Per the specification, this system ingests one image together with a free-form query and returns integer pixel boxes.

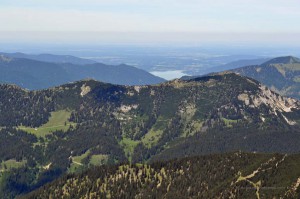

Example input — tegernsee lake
[150,70,188,80]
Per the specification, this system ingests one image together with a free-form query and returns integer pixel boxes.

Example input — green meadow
[18,110,76,137]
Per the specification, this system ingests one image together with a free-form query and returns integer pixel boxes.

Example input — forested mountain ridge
[23,152,300,199]
[0,52,97,65]
[0,54,165,89]
[1,73,300,197]
[231,56,300,99]
[191,57,271,75]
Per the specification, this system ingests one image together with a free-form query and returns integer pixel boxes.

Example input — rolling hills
[0,54,165,90]
[0,72,300,197]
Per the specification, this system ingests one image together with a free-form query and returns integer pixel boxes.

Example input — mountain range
[0,71,300,197]
[0,52,97,65]
[198,57,271,74]
[0,53,165,90]
[231,56,300,99]
[0,54,300,198]
[182,56,300,100]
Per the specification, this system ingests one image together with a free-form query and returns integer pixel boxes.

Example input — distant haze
[0,0,300,45]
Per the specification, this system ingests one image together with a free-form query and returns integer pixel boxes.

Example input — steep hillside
[0,73,300,197]
[231,56,300,99]
[23,153,300,199]
[0,55,165,89]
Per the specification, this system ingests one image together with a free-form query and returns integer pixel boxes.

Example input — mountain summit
[262,56,300,65]
[231,56,300,99]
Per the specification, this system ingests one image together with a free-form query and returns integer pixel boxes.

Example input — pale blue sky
[0,0,299,44]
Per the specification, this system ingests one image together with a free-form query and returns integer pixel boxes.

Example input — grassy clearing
[141,117,168,148]
[72,150,90,165]
[18,110,76,137]
[68,150,90,173]
[69,151,109,172]
[142,128,164,149]
[68,163,84,174]
[89,154,109,166]
[119,116,169,161]
[119,137,140,162]
[222,117,238,128]
[181,120,203,138]
[0,159,27,172]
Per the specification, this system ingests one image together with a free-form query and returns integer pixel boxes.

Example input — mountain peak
[231,55,300,99]
[262,56,300,65]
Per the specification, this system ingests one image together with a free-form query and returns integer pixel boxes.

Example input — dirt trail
[235,154,287,199]
[72,161,83,166]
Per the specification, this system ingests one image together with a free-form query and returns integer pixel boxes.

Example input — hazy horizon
[1,0,300,79]
[1,0,300,45]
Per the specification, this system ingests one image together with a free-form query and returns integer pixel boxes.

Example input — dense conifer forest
[23,153,300,199]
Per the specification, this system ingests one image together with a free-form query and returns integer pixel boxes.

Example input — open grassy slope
[18,110,76,137]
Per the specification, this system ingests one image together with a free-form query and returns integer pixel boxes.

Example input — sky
[0,0,300,45]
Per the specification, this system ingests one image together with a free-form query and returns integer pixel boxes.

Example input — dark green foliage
[0,85,54,127]
[151,127,300,162]
[22,153,300,199]
[0,128,38,162]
